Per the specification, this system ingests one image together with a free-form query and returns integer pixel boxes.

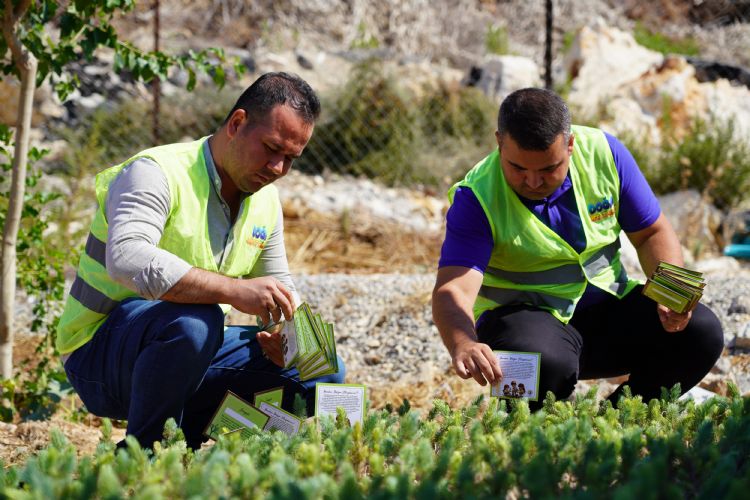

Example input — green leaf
[59,12,84,39]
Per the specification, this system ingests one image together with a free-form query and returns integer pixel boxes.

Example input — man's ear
[226,109,247,139]
[495,130,503,149]
[567,133,575,155]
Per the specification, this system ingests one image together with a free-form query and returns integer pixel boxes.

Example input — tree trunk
[1,1,38,378]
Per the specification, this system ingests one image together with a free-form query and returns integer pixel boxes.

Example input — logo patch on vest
[588,197,616,223]
[247,225,268,249]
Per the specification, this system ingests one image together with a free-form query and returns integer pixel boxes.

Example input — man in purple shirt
[432,88,723,408]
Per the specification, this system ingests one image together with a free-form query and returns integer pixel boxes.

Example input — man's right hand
[451,339,503,386]
[230,276,295,325]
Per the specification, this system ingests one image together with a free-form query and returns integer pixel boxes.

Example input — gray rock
[728,296,750,315]
[733,322,750,350]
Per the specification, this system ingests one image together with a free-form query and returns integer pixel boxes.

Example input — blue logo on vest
[588,196,616,222]
[247,225,268,249]
[251,225,268,240]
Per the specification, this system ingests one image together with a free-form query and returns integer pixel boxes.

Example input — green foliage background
[2,389,749,498]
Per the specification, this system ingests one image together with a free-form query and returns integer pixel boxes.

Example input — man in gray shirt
[57,72,345,449]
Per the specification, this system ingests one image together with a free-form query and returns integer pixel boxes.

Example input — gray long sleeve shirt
[104,139,298,302]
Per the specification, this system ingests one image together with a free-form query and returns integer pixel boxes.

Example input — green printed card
[259,402,303,435]
[204,391,270,441]
[254,387,284,408]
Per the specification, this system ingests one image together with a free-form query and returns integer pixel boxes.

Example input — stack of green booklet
[279,303,339,381]
[642,261,705,313]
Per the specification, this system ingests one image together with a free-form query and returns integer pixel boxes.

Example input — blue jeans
[63,298,346,449]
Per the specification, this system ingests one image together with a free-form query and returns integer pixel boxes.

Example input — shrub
[298,59,496,186]
[1,388,749,498]
[485,24,509,55]
[0,129,72,422]
[622,116,750,211]
[50,85,240,174]
[633,22,700,56]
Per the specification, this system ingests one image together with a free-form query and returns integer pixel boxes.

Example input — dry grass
[282,202,443,275]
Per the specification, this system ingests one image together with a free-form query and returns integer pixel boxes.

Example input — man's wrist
[215,274,237,305]
[449,334,479,357]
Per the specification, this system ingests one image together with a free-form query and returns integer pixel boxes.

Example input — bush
[50,85,240,175]
[622,116,750,211]
[0,129,72,422]
[298,60,496,186]
[633,22,700,56]
[2,389,749,498]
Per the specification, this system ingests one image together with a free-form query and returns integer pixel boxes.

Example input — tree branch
[13,0,31,20]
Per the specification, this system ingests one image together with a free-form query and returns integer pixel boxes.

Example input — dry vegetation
[282,202,442,275]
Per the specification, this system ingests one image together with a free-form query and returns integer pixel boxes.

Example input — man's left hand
[657,304,692,333]
[257,328,284,367]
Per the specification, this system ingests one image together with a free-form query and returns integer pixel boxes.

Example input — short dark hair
[497,88,571,151]
[223,72,321,126]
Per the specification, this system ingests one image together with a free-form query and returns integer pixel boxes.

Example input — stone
[681,385,720,403]
[711,356,732,375]
[364,354,382,365]
[564,23,663,118]
[600,97,660,146]
[728,296,750,315]
[658,190,724,258]
[0,79,61,126]
[702,78,750,143]
[466,54,541,104]
[734,322,750,350]
[695,257,741,275]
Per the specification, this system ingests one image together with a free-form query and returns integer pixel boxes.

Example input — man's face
[223,104,313,193]
[496,131,574,200]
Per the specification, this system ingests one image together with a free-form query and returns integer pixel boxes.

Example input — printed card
[254,387,284,408]
[259,402,303,435]
[490,351,542,402]
[204,391,270,441]
[315,383,366,427]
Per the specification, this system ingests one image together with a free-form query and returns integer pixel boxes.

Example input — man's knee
[324,356,346,384]
[159,303,224,363]
[686,304,725,364]
[538,352,579,401]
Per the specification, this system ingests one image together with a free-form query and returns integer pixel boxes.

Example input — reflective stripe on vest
[69,275,119,314]
[85,233,107,266]
[478,286,577,317]
[484,240,622,286]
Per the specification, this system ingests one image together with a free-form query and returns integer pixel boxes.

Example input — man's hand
[231,276,295,325]
[657,304,692,332]
[452,339,503,386]
[256,328,285,367]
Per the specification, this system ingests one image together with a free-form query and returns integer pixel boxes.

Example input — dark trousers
[477,285,724,410]
[64,298,346,449]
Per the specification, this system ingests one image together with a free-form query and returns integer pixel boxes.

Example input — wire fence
[51,59,499,191]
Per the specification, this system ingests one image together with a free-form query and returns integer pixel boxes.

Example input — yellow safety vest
[56,138,279,353]
[449,125,639,323]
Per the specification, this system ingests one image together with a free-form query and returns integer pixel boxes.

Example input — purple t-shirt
[439,132,660,309]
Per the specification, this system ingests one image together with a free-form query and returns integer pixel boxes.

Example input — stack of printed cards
[642,261,705,314]
[279,303,339,381]
[204,387,303,441]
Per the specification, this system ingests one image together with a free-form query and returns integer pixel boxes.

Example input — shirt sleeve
[247,203,301,306]
[438,187,494,273]
[606,132,662,232]
[105,158,192,299]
